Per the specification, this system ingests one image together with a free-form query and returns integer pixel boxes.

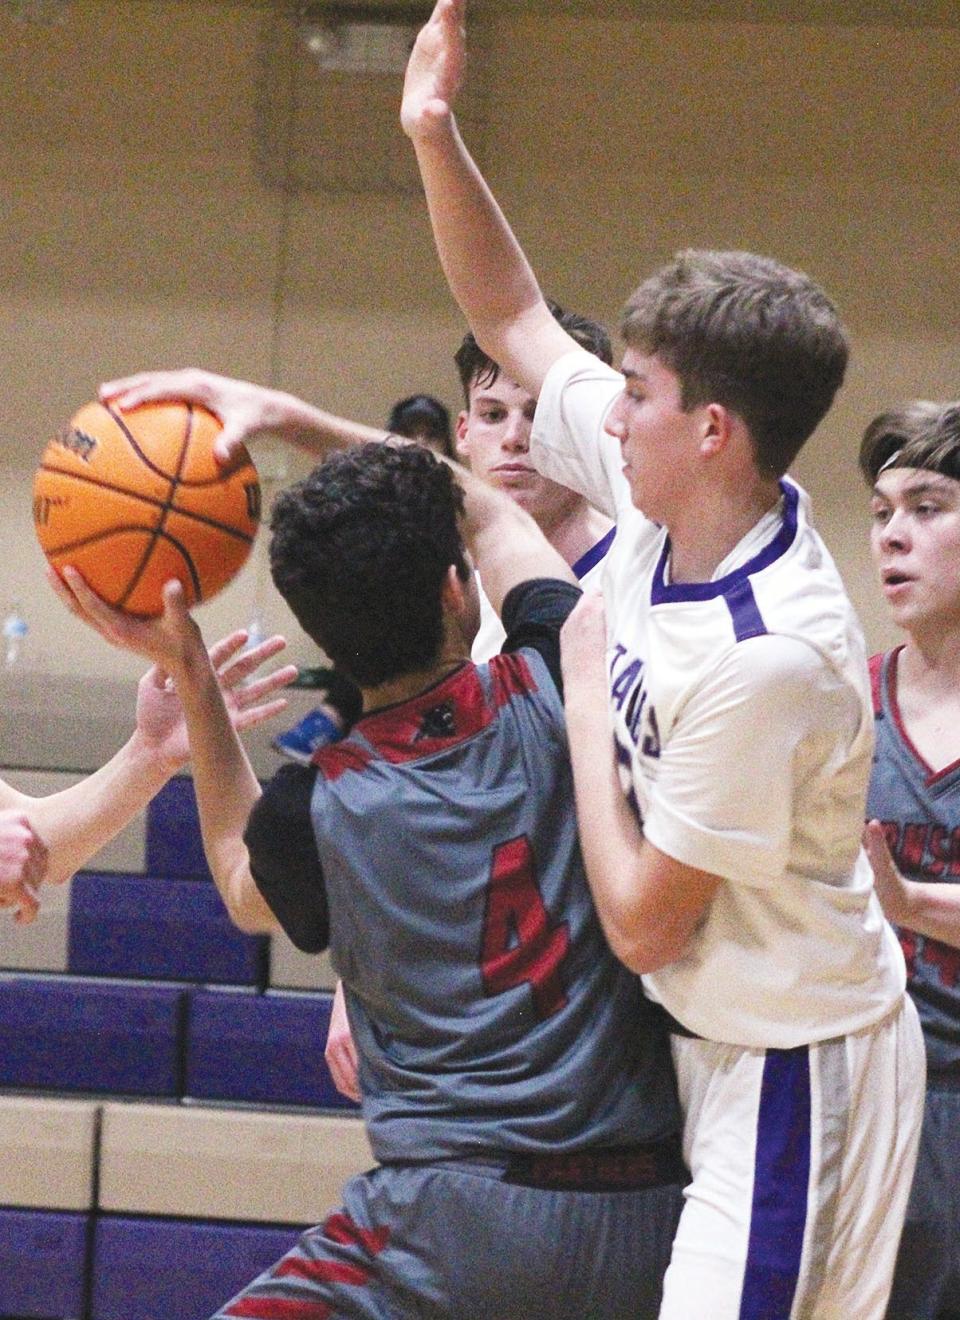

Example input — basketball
[33,400,261,617]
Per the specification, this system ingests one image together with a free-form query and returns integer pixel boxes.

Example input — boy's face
[456,373,583,529]
[603,349,702,520]
[870,465,960,635]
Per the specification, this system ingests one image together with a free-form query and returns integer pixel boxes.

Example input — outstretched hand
[401,0,466,142]
[48,567,297,772]
[325,979,361,1103]
[99,368,278,464]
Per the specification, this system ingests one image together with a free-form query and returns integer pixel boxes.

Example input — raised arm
[48,568,296,933]
[401,0,579,396]
[99,368,387,465]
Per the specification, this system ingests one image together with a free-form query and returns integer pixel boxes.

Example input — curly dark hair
[454,298,613,402]
[621,250,849,477]
[269,443,469,688]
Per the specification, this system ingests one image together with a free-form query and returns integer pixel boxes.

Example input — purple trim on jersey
[650,480,799,606]
[572,526,616,581]
[723,577,768,642]
[740,1046,811,1320]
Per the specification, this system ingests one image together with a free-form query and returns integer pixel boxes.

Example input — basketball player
[858,402,960,1320]
[56,440,685,1319]
[0,626,295,922]
[399,2,924,1315]
[99,310,617,1099]
[385,392,454,458]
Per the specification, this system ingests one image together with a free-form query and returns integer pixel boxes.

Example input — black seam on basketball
[116,525,203,609]
[119,406,194,607]
[38,464,254,543]
[104,402,189,483]
[44,525,165,556]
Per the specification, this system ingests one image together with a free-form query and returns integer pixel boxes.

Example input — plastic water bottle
[245,610,265,653]
[2,603,28,669]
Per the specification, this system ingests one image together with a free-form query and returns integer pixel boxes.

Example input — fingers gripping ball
[33,400,261,617]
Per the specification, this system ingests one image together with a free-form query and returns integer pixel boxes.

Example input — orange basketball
[33,400,261,617]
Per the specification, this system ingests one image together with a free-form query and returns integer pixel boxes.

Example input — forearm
[409,117,565,395]
[172,648,279,934]
[565,698,661,971]
[13,738,172,887]
[892,881,960,950]
[255,389,387,459]
[564,694,716,974]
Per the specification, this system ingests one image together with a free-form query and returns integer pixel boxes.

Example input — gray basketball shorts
[886,1077,960,1320]
[210,1142,685,1319]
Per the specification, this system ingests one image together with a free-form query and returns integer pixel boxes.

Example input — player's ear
[440,563,468,615]
[699,403,733,459]
[454,410,471,460]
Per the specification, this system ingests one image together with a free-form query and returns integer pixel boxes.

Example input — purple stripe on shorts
[740,1045,811,1320]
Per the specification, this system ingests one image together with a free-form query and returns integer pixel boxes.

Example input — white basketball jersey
[531,351,904,1048]
[473,526,614,663]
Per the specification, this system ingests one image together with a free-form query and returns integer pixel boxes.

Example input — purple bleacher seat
[0,1208,88,1317]
[185,988,358,1109]
[91,1215,302,1320]
[145,776,210,880]
[0,976,185,1096]
[69,872,268,986]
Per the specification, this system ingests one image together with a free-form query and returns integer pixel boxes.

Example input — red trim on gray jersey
[868,650,884,717]
[877,646,960,785]
[312,656,538,780]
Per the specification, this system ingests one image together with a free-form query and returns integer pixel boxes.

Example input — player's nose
[879,508,910,548]
[604,395,627,442]
[503,413,530,451]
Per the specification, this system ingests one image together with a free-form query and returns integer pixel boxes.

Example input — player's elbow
[603,913,693,976]
[219,870,278,936]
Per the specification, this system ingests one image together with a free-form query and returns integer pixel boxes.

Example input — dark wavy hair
[621,250,849,477]
[858,400,960,485]
[454,298,613,402]
[269,443,468,688]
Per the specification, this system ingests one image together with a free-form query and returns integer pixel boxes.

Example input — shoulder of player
[249,761,318,830]
[704,632,855,702]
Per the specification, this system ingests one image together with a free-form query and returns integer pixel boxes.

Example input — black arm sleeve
[500,578,583,695]
[243,763,330,954]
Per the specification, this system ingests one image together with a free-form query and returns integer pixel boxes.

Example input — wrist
[122,727,180,784]
[406,103,456,148]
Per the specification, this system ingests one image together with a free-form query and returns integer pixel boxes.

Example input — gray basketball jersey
[868,648,960,1073]
[314,649,677,1162]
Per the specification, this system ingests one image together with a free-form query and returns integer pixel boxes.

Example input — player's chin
[494,481,541,513]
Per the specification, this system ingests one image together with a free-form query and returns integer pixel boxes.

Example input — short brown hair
[621,250,849,477]
[858,401,960,485]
